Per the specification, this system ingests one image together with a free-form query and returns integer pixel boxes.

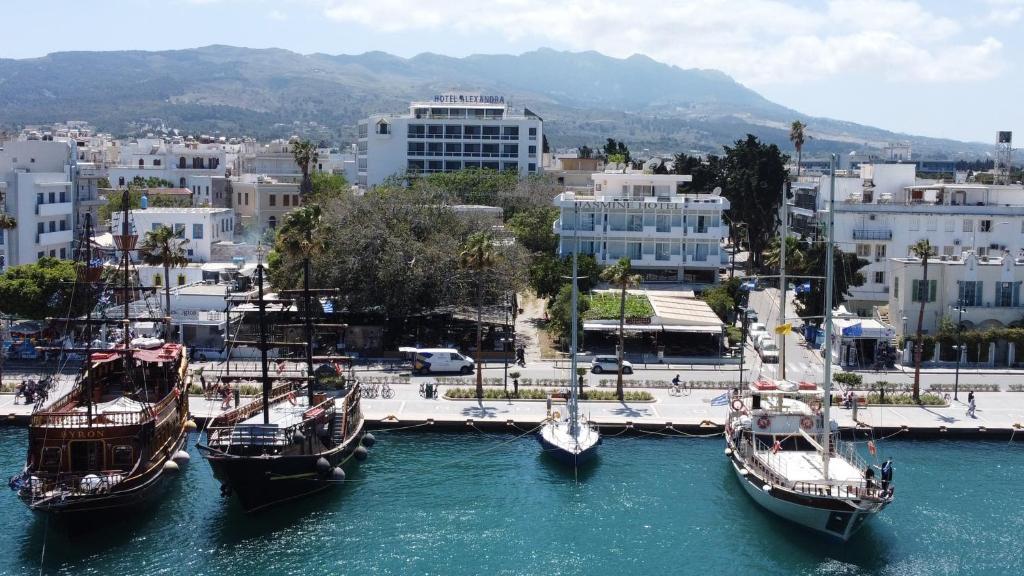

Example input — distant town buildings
[357,96,543,187]
[111,206,235,263]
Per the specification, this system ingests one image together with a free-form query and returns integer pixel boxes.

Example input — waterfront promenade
[5,376,1023,438]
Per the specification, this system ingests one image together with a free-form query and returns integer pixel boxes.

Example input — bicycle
[362,382,380,399]
[381,382,395,399]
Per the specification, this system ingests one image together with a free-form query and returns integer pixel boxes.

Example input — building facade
[553,173,728,283]
[0,138,78,268]
[357,96,543,187]
[231,175,301,234]
[108,138,227,197]
[111,207,235,263]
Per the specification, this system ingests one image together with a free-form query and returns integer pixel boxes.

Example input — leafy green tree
[790,121,806,177]
[98,187,191,222]
[97,177,111,189]
[139,225,189,314]
[721,135,789,272]
[910,239,935,402]
[764,236,807,273]
[292,139,318,197]
[673,154,725,193]
[528,253,600,299]
[506,207,558,254]
[793,244,867,321]
[547,283,589,341]
[602,138,630,164]
[132,176,176,188]
[460,232,498,399]
[0,212,16,231]
[309,172,349,202]
[599,257,642,400]
[579,145,593,159]
[0,258,84,319]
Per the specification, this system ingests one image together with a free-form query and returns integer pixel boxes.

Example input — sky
[2,0,1022,143]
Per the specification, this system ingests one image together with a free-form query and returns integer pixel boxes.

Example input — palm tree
[0,213,16,231]
[139,225,189,316]
[790,121,806,177]
[910,239,934,402]
[292,140,319,197]
[764,236,806,273]
[277,204,323,260]
[460,232,497,399]
[600,257,642,401]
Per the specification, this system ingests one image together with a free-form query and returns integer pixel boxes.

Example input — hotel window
[445,143,462,156]
[193,224,203,239]
[428,142,444,155]
[375,120,390,135]
[283,195,290,207]
[874,271,885,284]
[153,274,163,287]
[482,161,499,170]
[957,281,983,306]
[943,245,955,257]
[178,273,187,286]
[627,242,642,260]
[482,144,499,157]
[60,248,66,259]
[528,127,537,139]
[267,216,277,229]
[408,124,425,138]
[293,195,299,205]
[445,125,462,139]
[502,126,519,139]
[911,279,936,303]
[269,194,276,207]
[945,220,955,232]
[875,244,886,260]
[656,214,670,232]
[528,145,537,157]
[428,160,443,171]
[408,142,425,156]
[908,218,919,231]
[963,219,974,232]
[980,220,992,232]
[427,125,443,139]
[502,162,518,171]
[655,243,670,261]
[407,160,425,173]
[174,223,185,236]
[503,144,518,156]
[528,163,536,172]
[49,221,56,232]
[37,251,44,260]
[445,161,462,171]
[244,193,249,205]
[855,244,871,258]
[926,218,937,231]
[464,143,481,156]
[995,281,1021,307]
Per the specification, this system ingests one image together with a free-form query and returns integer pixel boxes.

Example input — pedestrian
[967,396,977,418]
[515,345,525,367]
[967,390,975,405]
[671,374,681,396]
[880,458,893,491]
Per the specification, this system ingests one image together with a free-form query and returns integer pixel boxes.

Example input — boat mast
[303,256,315,405]
[82,213,95,426]
[821,154,837,479]
[778,182,788,380]
[569,202,580,436]
[257,249,271,424]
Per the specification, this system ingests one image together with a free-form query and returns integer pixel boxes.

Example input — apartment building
[111,206,235,263]
[553,173,728,283]
[108,138,228,196]
[231,175,301,234]
[357,95,543,187]
[0,138,78,268]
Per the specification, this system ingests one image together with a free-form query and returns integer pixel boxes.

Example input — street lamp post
[951,300,967,401]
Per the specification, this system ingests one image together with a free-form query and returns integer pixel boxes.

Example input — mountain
[0,45,991,158]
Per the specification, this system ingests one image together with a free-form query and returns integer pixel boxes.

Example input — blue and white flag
[710,392,730,406]
[320,298,334,314]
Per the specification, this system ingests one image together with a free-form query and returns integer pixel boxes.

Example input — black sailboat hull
[200,421,366,513]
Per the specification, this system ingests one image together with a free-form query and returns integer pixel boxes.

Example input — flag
[320,298,334,314]
[774,323,792,335]
[710,392,729,406]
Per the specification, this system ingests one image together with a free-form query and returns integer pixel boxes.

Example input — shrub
[833,372,862,387]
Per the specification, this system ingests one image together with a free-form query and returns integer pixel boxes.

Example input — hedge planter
[443,387,654,402]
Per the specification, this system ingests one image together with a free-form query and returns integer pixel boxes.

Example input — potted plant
[509,371,521,396]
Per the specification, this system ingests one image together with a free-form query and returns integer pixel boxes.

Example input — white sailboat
[538,202,601,466]
[723,155,894,540]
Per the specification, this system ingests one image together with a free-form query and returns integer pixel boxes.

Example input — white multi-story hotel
[792,163,1024,317]
[357,95,543,187]
[111,206,235,263]
[0,138,78,268]
[108,138,228,197]
[553,173,729,283]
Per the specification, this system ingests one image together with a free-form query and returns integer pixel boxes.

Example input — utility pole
[779,182,788,380]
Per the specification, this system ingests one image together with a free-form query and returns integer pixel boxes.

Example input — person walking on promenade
[967,394,977,418]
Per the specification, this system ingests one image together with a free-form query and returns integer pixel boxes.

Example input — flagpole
[779,182,788,380]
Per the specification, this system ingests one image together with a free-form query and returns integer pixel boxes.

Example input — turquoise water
[1,426,1022,576]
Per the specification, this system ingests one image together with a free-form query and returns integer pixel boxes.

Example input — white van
[407,348,475,375]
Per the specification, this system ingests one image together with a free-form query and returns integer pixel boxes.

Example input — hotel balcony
[852,228,892,240]
[36,202,73,217]
[37,230,74,246]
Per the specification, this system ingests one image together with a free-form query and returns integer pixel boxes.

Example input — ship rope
[37,512,49,576]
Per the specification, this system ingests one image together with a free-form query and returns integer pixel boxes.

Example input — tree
[673,153,725,193]
[308,172,348,202]
[722,135,789,272]
[789,121,806,177]
[910,239,935,402]
[460,232,498,399]
[599,257,642,401]
[292,139,318,197]
[547,283,589,340]
[98,186,191,222]
[793,244,867,321]
[764,236,807,273]
[0,212,16,231]
[579,145,593,159]
[0,258,85,319]
[602,138,631,164]
[542,134,550,154]
[506,207,558,254]
[139,225,189,315]
[528,253,600,300]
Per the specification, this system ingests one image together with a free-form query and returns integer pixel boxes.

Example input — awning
[583,323,722,334]
[660,325,724,334]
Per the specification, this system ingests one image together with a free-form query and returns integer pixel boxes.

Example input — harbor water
[1,426,1022,575]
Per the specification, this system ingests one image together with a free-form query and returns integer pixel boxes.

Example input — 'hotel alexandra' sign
[432,94,505,104]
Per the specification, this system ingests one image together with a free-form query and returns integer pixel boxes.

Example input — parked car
[192,347,228,362]
[411,348,475,375]
[748,323,768,343]
[759,343,780,363]
[754,333,774,351]
[743,308,759,324]
[591,356,633,374]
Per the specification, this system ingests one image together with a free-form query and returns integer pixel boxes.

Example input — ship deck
[754,450,863,483]
[239,396,311,429]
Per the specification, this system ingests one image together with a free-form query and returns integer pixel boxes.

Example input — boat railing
[31,409,149,427]
[213,380,304,425]
[26,470,127,498]
[752,443,885,501]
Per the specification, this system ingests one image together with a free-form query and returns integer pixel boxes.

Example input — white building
[111,207,235,263]
[108,138,227,197]
[553,173,729,283]
[0,138,78,267]
[887,251,1024,367]
[358,95,543,187]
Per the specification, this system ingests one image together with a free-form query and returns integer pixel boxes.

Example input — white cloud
[319,0,1006,85]
[267,9,288,21]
